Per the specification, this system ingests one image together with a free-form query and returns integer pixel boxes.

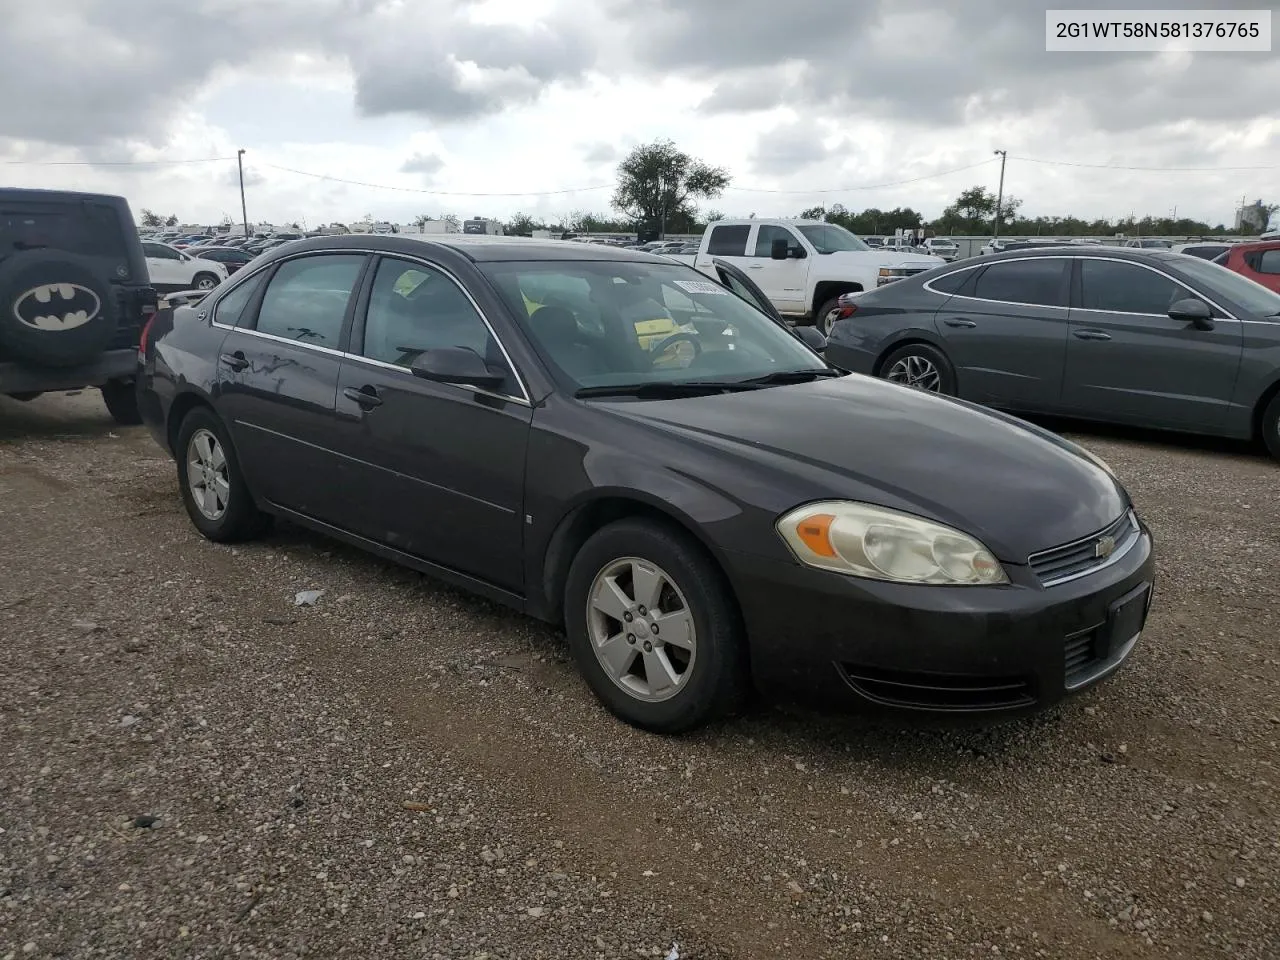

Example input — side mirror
[410,347,505,389]
[793,325,827,353]
[770,237,789,260]
[1168,298,1214,330]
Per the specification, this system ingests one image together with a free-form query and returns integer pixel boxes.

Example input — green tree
[442,214,460,228]
[506,212,544,236]
[413,213,434,229]
[612,139,730,238]
[164,214,179,227]
[139,209,163,228]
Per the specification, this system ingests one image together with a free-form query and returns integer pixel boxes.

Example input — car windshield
[479,259,829,391]
[796,223,871,253]
[1176,256,1280,316]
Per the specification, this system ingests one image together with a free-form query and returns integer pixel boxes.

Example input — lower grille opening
[1064,631,1098,684]
[839,663,1035,711]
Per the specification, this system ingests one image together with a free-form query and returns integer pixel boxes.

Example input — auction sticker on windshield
[1046,9,1271,51]
[673,280,728,295]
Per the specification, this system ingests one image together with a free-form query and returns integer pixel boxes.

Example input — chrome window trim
[920,263,983,297]
[208,250,533,407]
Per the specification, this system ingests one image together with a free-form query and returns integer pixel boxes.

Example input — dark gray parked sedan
[825,248,1280,460]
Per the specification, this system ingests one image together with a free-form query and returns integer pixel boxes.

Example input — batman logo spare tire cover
[0,250,118,368]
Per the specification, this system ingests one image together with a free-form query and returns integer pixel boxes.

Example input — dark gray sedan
[825,248,1280,460]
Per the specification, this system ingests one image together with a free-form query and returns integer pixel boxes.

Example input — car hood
[595,375,1128,562]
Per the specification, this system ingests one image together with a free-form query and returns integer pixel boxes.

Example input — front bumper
[724,520,1155,716]
[1,349,138,395]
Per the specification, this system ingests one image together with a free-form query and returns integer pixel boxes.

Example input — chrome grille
[1029,511,1139,587]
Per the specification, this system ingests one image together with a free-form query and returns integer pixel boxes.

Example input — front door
[332,256,533,592]
[1062,257,1243,431]
[745,224,808,315]
[934,256,1072,410]
[212,252,370,523]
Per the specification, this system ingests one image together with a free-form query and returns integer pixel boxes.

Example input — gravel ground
[1,391,1277,960]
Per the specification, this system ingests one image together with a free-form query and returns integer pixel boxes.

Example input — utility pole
[992,149,1007,241]
[237,149,249,238]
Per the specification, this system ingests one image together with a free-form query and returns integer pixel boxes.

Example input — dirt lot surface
[1,391,1277,960]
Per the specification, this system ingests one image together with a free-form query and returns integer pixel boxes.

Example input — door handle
[748,263,764,269]
[942,318,977,328]
[219,351,248,371]
[343,386,383,408]
[1072,329,1112,341]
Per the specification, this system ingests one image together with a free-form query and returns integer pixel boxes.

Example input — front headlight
[776,501,1008,586]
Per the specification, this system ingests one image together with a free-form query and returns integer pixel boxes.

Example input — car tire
[175,407,270,542]
[1262,393,1280,461]
[563,518,749,734]
[814,295,851,336]
[192,273,220,291]
[878,342,957,395]
[100,378,143,425]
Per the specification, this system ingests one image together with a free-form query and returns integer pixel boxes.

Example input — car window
[717,268,774,316]
[478,260,827,390]
[705,224,749,256]
[796,223,870,253]
[212,272,266,327]
[1174,255,1280,316]
[1078,259,1190,315]
[928,266,979,295]
[143,242,182,260]
[0,202,131,280]
[361,258,506,379]
[1259,250,1280,274]
[753,224,799,257]
[253,254,364,347]
[971,258,1066,306]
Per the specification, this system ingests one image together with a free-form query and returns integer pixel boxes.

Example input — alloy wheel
[586,557,697,703]
[186,428,230,520]
[886,355,941,392]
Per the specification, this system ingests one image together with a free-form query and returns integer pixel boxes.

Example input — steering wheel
[649,331,702,368]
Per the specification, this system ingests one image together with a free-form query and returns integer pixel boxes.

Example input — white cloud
[0,0,1274,228]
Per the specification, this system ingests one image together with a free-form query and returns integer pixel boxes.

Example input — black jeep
[0,188,158,423]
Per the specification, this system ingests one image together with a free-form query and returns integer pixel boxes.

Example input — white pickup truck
[666,218,943,332]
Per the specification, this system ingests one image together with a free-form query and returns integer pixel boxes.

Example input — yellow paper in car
[633,317,676,349]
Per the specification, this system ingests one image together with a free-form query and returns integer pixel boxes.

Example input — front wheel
[564,519,749,734]
[814,295,851,336]
[100,378,142,425]
[878,343,957,396]
[1261,393,1280,461]
[175,407,270,542]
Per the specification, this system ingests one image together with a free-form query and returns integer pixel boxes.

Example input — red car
[1214,239,1280,293]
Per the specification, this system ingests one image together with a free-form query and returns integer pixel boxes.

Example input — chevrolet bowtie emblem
[1094,534,1116,560]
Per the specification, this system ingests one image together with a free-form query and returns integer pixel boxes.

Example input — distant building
[462,217,504,236]
[1235,198,1270,231]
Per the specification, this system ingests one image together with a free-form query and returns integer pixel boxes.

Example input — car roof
[1228,238,1280,252]
[0,186,131,205]
[258,234,670,264]
[971,246,1185,265]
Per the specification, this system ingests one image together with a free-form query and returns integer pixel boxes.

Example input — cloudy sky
[2,0,1277,229]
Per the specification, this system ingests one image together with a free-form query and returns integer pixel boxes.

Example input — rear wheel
[175,407,270,542]
[564,519,749,734]
[1262,393,1280,461]
[878,343,957,396]
[100,378,142,425]
[192,272,220,291]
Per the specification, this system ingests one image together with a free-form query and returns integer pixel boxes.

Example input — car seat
[528,305,607,380]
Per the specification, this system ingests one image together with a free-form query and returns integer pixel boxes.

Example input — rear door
[1242,246,1280,293]
[694,223,751,277]
[213,252,370,522]
[933,256,1072,410]
[331,255,533,591]
[1062,257,1243,431]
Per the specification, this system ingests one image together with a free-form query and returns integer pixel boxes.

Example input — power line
[1011,155,1279,172]
[0,156,237,166]
[724,158,1000,194]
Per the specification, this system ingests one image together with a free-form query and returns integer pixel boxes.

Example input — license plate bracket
[1100,582,1150,657]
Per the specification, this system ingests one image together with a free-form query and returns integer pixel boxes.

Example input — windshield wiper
[574,380,764,399]
[732,368,846,387]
